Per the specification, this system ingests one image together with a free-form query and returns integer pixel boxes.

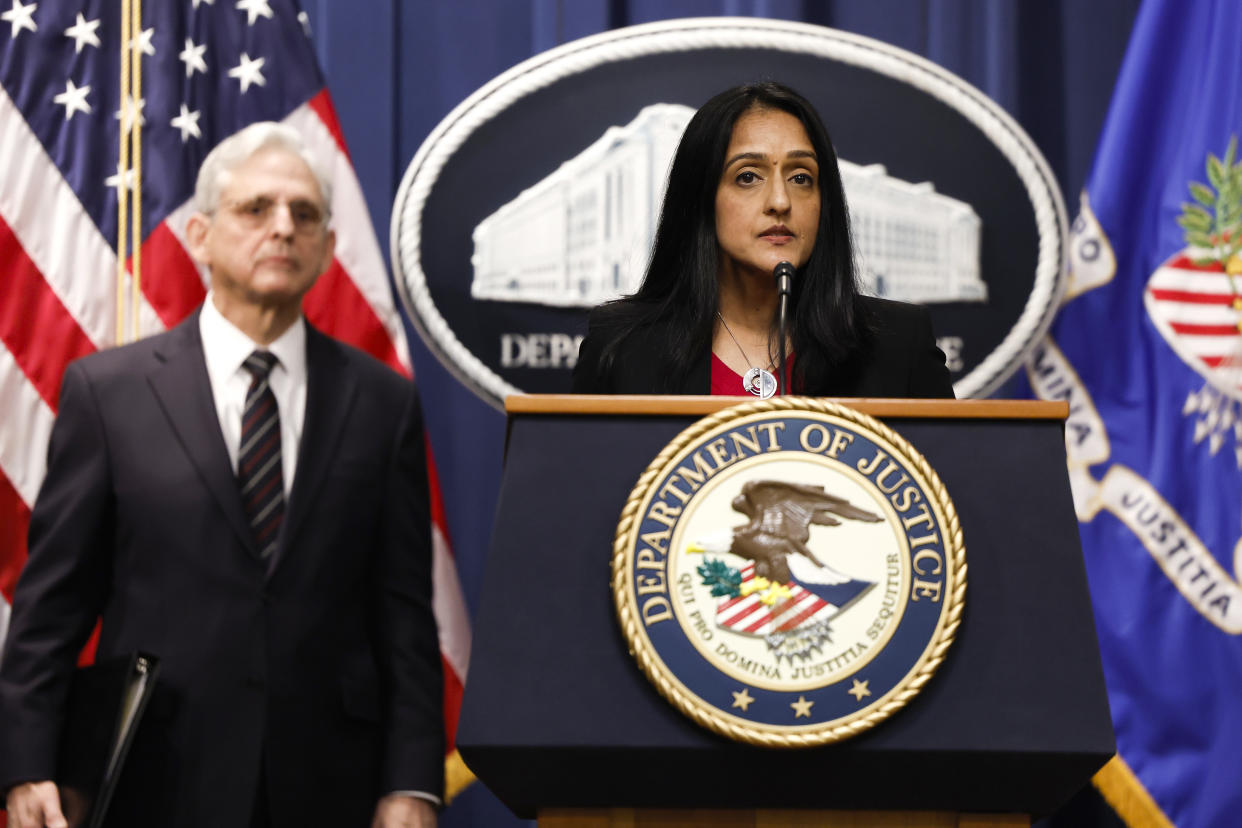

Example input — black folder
[56,652,159,828]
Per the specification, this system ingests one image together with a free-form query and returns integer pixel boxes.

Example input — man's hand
[5,781,67,828]
[371,793,436,828]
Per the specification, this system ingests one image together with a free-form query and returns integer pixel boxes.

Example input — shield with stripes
[713,561,874,654]
[1146,254,1242,395]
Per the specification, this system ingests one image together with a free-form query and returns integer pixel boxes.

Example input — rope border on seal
[611,397,967,747]
[391,17,1069,410]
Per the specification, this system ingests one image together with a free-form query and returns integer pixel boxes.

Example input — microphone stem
[773,261,794,396]
[777,291,789,396]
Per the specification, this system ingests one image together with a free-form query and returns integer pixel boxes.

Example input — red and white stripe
[0,88,469,750]
[1146,253,1242,381]
[715,563,835,636]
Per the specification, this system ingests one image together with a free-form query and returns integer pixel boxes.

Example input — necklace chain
[717,311,779,398]
[716,311,774,371]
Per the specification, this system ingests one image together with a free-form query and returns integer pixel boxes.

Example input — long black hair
[595,81,870,393]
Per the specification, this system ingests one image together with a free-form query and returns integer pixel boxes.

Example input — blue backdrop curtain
[301,2,1140,824]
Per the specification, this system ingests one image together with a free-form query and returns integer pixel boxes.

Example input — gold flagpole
[129,0,143,343]
[114,0,132,346]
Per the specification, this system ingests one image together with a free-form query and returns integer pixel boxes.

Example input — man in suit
[0,123,442,828]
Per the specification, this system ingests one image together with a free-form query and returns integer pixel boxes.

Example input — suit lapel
[146,315,259,557]
[274,325,358,572]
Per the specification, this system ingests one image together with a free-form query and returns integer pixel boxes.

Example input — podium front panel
[458,404,1113,817]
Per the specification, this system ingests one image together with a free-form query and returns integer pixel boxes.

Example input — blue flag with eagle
[1025,1,1242,825]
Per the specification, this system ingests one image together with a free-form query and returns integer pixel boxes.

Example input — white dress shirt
[199,295,307,495]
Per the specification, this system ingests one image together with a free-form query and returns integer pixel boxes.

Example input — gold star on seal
[731,688,754,711]
[848,679,871,701]
[791,695,813,718]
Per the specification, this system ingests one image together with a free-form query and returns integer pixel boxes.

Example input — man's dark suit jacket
[572,296,955,397]
[0,313,444,827]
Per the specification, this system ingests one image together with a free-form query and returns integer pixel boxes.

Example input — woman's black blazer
[571,296,955,398]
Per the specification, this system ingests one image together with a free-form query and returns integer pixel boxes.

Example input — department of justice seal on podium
[613,399,966,747]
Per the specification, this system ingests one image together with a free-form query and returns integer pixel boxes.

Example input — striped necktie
[238,350,283,558]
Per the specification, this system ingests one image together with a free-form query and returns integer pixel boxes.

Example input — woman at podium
[571,81,954,399]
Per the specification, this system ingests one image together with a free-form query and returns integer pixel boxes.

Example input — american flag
[0,0,470,788]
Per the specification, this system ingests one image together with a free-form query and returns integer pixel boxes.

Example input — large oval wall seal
[613,398,965,746]
[392,17,1068,407]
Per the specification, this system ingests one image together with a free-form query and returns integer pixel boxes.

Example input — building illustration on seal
[470,103,987,307]
[846,162,986,303]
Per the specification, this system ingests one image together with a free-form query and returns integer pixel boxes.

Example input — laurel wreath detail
[1179,135,1242,271]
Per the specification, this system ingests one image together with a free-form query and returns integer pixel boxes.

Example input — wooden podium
[457,397,1114,827]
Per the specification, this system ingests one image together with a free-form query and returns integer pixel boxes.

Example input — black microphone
[774,260,795,297]
[774,261,794,395]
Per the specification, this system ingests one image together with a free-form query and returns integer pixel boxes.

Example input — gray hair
[194,121,333,215]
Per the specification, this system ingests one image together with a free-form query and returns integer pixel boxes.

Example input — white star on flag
[192,0,215,6]
[114,93,146,129]
[236,0,274,26]
[170,104,202,142]
[52,79,90,120]
[105,163,136,192]
[1,0,37,39]
[227,52,266,93]
[128,26,155,56]
[179,37,207,77]
[297,11,310,36]
[63,13,100,53]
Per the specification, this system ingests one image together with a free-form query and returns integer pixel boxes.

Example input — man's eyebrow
[232,194,319,204]
[723,149,819,167]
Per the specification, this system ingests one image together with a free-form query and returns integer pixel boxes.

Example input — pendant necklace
[717,311,778,399]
